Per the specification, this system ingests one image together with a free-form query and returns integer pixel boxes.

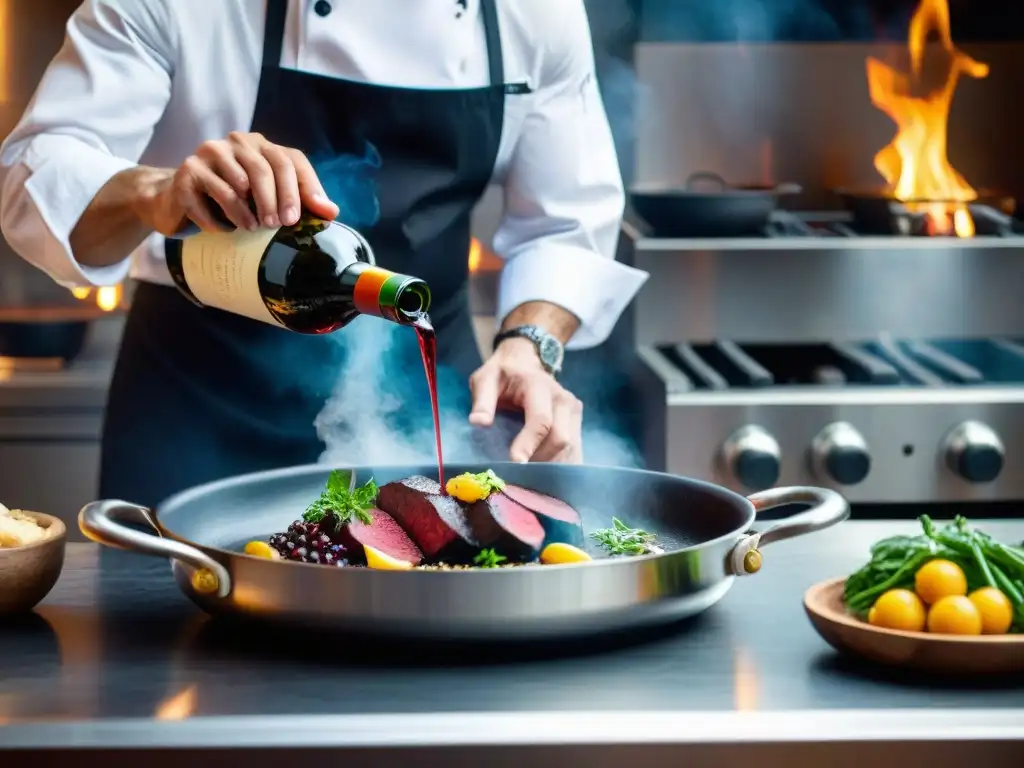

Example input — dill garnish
[590,518,658,556]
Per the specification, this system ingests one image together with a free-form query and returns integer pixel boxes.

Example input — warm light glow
[732,648,759,711]
[0,1,10,103]
[154,684,198,720]
[95,285,121,312]
[468,237,481,272]
[68,284,123,311]
[866,0,988,237]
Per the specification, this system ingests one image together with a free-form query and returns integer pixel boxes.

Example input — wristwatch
[493,325,565,376]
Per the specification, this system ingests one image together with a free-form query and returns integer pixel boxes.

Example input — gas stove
[625,212,1024,505]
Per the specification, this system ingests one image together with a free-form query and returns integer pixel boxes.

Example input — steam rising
[315,318,642,469]
[313,141,382,230]
[313,4,652,469]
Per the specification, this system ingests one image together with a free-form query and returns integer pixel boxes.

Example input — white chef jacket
[0,0,647,350]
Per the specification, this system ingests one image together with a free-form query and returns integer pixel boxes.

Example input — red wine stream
[414,318,445,489]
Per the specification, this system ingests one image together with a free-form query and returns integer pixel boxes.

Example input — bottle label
[179,229,281,326]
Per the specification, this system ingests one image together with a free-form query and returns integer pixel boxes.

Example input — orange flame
[866,0,988,236]
[468,237,481,272]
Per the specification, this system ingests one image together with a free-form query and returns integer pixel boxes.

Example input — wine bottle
[164,211,430,334]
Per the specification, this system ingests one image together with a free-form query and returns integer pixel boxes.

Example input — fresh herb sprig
[590,518,659,556]
[844,514,1024,631]
[303,471,377,529]
[473,548,507,568]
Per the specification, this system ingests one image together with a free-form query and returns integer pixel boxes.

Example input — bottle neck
[344,262,431,325]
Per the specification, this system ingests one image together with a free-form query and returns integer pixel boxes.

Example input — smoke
[312,3,650,470]
[313,141,382,230]
[636,0,916,43]
[314,318,642,469]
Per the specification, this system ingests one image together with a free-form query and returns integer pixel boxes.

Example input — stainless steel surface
[637,344,1024,504]
[941,418,1006,484]
[633,43,1024,203]
[717,424,781,492]
[3,522,1023,764]
[631,234,1024,345]
[810,421,871,486]
[77,461,848,639]
[0,317,120,537]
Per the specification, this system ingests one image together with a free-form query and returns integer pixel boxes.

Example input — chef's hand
[139,132,339,236]
[468,338,583,464]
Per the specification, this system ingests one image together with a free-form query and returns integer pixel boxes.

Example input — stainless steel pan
[79,462,848,640]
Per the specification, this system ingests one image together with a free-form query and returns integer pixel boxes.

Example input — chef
[0,0,647,507]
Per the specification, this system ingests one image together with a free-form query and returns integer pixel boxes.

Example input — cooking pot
[0,306,104,361]
[630,172,802,238]
[79,462,848,640]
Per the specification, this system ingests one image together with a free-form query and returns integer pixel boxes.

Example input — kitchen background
[2,0,1024,537]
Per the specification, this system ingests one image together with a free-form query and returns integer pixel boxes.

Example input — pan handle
[79,499,232,598]
[727,486,850,577]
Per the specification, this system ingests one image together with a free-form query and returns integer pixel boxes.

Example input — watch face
[538,335,563,371]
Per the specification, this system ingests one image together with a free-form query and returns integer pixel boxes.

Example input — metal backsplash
[633,42,1024,201]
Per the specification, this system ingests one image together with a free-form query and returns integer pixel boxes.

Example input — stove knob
[811,421,871,485]
[720,425,781,491]
[943,420,1005,484]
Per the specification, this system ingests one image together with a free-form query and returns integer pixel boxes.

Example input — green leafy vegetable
[844,515,1024,632]
[303,471,377,529]
[590,518,658,556]
[473,548,507,568]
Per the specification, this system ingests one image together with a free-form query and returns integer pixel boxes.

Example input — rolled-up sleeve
[0,0,174,288]
[492,1,648,350]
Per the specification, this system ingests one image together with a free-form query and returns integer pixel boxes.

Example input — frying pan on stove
[79,462,848,640]
[630,172,803,238]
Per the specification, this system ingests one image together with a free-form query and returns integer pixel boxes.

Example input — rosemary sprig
[590,518,658,556]
[303,471,377,529]
[473,548,507,568]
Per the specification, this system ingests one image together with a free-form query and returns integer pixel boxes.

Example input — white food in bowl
[0,503,53,548]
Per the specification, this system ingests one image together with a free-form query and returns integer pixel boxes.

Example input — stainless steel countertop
[1,520,1022,764]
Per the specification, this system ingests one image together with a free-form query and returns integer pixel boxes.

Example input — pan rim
[153,462,759,571]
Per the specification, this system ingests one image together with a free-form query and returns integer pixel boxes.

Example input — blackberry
[264,524,350,565]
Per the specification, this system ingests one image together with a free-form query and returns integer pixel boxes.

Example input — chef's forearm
[500,301,579,345]
[69,166,166,268]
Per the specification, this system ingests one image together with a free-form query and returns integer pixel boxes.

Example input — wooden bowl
[0,512,67,616]
[804,577,1024,675]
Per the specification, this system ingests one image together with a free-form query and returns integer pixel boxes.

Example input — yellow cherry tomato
[445,474,490,503]
[540,542,593,565]
[364,545,414,571]
[914,559,967,605]
[927,595,983,635]
[867,589,927,632]
[244,540,279,560]
[968,587,1014,635]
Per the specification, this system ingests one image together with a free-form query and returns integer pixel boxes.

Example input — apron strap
[260,0,503,85]
[479,0,504,86]
[262,0,288,69]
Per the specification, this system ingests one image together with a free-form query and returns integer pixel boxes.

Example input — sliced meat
[336,507,423,566]
[376,475,478,561]
[465,493,545,562]
[501,484,585,547]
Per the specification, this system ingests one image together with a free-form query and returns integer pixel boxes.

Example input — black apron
[100,0,511,507]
